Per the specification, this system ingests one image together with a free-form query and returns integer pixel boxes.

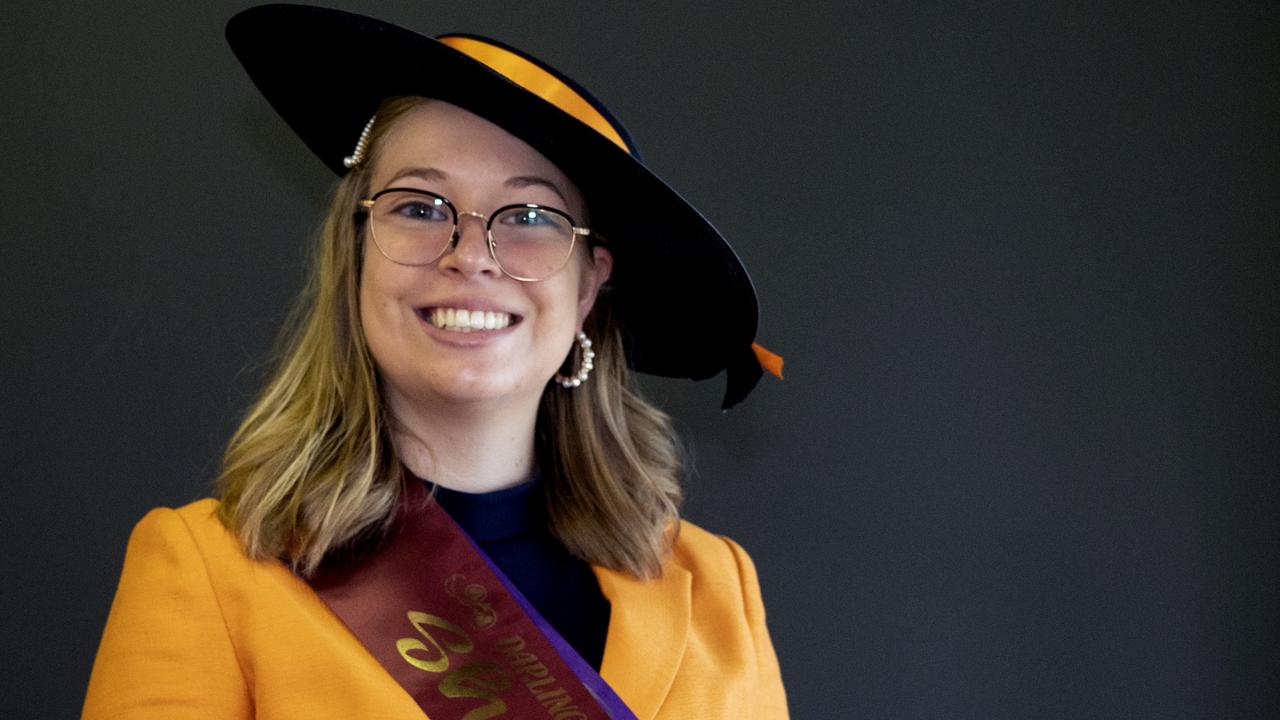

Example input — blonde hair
[216,97,682,579]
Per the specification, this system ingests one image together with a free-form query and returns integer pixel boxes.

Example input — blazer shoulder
[667,518,758,587]
[128,498,251,572]
[85,499,256,718]
[171,497,227,534]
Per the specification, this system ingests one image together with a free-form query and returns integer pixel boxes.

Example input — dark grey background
[2,1,1276,717]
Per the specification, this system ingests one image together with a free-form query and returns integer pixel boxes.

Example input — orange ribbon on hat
[438,35,632,154]
[752,343,784,380]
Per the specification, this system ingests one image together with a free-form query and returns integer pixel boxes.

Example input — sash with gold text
[310,477,636,719]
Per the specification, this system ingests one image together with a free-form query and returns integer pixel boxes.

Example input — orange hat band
[438,35,632,155]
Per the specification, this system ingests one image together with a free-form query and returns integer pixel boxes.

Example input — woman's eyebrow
[506,175,569,205]
[383,169,567,205]
[385,166,448,185]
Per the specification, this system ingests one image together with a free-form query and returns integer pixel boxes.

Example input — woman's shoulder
[124,498,252,568]
[666,518,764,589]
[118,499,319,621]
[594,518,786,716]
[131,497,224,536]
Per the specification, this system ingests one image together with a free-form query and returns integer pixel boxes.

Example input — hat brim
[226,4,763,407]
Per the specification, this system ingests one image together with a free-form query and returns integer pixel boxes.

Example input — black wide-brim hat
[226,4,780,408]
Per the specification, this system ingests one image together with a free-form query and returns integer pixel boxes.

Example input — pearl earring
[554,331,595,388]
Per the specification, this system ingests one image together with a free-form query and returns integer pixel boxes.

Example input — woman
[84,5,786,719]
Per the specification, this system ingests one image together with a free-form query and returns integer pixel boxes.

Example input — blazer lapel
[592,563,691,720]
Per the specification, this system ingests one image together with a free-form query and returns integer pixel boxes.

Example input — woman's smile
[414,304,522,348]
[421,307,517,332]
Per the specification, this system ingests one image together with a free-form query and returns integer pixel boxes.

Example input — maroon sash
[309,478,636,719]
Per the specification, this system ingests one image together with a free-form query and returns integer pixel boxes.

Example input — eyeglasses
[359,187,592,282]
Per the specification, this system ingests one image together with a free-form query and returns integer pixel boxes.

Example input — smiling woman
[82,5,785,719]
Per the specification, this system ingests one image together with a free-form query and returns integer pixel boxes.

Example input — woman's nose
[437,211,499,277]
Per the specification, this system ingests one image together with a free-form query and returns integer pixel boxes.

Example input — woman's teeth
[428,308,513,332]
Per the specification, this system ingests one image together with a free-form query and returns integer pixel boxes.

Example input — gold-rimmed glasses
[359,187,591,282]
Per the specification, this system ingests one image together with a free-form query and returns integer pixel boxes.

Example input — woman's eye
[393,201,448,222]
[504,208,555,227]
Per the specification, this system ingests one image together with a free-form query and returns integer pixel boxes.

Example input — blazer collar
[592,562,692,720]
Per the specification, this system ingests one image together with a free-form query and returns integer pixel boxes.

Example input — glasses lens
[369,190,454,265]
[490,206,577,281]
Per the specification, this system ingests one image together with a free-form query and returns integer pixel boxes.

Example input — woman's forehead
[372,100,583,211]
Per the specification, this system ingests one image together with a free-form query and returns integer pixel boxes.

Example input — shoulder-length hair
[216,97,682,579]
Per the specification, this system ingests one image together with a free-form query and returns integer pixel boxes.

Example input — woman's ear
[577,246,614,323]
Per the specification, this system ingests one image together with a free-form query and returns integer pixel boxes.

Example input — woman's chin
[401,370,547,409]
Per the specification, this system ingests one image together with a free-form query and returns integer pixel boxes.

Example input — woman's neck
[386,391,539,493]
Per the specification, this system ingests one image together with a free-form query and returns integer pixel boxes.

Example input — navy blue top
[428,475,611,671]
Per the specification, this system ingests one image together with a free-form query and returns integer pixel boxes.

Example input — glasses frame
[358,187,592,283]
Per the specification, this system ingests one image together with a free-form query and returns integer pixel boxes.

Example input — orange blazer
[83,500,788,719]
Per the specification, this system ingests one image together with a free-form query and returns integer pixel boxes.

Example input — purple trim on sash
[441,495,636,719]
